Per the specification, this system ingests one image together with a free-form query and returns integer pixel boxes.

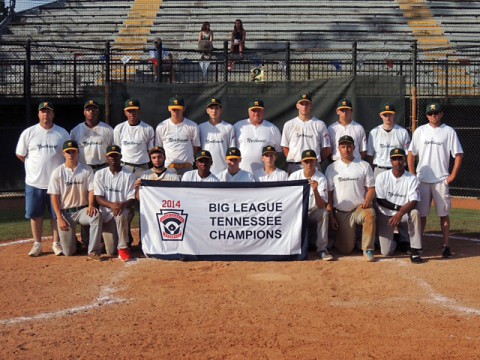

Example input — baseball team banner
[139,180,310,260]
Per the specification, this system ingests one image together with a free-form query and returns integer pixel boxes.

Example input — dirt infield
[1,232,480,359]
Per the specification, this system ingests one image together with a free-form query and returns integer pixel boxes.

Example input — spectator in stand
[230,19,246,58]
[150,37,175,82]
[16,101,69,257]
[198,21,214,59]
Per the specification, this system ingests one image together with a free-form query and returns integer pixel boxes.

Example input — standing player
[114,99,155,178]
[48,141,102,259]
[94,145,135,261]
[254,145,288,182]
[217,147,256,182]
[16,101,69,257]
[198,98,235,175]
[376,148,423,263]
[234,99,282,173]
[281,94,331,174]
[408,102,463,258]
[289,150,332,260]
[70,99,113,171]
[328,98,367,162]
[367,103,410,178]
[156,96,201,177]
[182,150,219,182]
[325,135,376,261]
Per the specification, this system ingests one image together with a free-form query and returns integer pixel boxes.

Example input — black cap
[148,146,165,156]
[63,140,79,152]
[262,145,277,155]
[338,135,354,145]
[195,150,212,160]
[301,149,318,161]
[390,147,406,158]
[84,99,100,109]
[337,98,352,110]
[380,103,396,114]
[206,98,222,108]
[226,147,241,159]
[106,145,122,156]
[248,99,264,110]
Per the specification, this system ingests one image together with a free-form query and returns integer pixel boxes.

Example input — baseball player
[254,145,288,182]
[70,99,114,171]
[94,145,136,261]
[328,98,367,162]
[198,98,235,175]
[16,101,69,257]
[234,99,282,173]
[113,99,155,178]
[375,148,423,263]
[289,149,332,260]
[325,135,376,262]
[408,102,463,258]
[156,96,201,177]
[281,94,331,174]
[367,103,410,178]
[217,147,256,182]
[48,141,102,259]
[181,150,219,182]
[135,146,179,200]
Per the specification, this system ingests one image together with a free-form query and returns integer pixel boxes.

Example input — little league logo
[157,210,188,241]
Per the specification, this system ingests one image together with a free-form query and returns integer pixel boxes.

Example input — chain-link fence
[1,40,479,197]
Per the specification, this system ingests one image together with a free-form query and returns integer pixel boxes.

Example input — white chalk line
[0,258,145,326]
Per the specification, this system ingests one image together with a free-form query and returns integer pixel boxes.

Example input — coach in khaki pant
[325,135,376,262]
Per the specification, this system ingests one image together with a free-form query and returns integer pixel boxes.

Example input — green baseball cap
[380,103,396,114]
[38,101,54,111]
[297,94,312,104]
[84,99,100,109]
[168,96,185,110]
[426,102,443,114]
[63,140,79,152]
[390,147,406,158]
[195,150,212,160]
[301,149,318,161]
[106,145,122,156]
[337,98,352,110]
[124,98,140,111]
[262,145,277,155]
[206,97,222,108]
[248,99,264,110]
[226,147,241,159]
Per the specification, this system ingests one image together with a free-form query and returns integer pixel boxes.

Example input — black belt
[87,163,106,170]
[288,162,301,165]
[377,166,392,170]
[122,161,148,167]
[335,208,352,213]
[62,205,87,214]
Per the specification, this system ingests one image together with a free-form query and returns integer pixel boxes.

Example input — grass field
[0,206,478,242]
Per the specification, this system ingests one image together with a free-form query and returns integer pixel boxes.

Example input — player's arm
[51,194,70,231]
[366,155,374,168]
[320,146,332,163]
[310,180,326,209]
[16,154,26,163]
[389,200,418,228]
[86,190,98,217]
[282,147,289,157]
[360,150,367,160]
[447,153,463,185]
[327,190,338,230]
[362,186,375,209]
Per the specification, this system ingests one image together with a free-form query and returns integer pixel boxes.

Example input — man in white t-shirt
[375,148,423,263]
[367,103,410,178]
[70,99,114,172]
[234,99,282,173]
[325,135,376,262]
[182,150,219,182]
[281,94,331,174]
[408,102,463,258]
[199,97,235,176]
[254,145,288,182]
[289,150,332,260]
[94,145,136,262]
[48,141,102,259]
[217,147,256,182]
[328,98,367,162]
[156,96,201,177]
[16,101,69,257]
[114,99,155,178]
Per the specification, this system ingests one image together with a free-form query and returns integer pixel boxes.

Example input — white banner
[139,181,309,260]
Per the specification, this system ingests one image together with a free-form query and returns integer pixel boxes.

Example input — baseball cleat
[28,243,42,257]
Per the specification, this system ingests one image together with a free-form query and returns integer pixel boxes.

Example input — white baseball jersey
[325,159,375,212]
[375,170,420,217]
[408,123,463,183]
[140,168,179,181]
[328,121,367,161]
[367,125,410,167]
[254,168,288,182]
[156,118,201,166]
[199,121,235,175]
[70,121,114,165]
[217,169,256,182]
[113,121,154,165]
[281,117,331,163]
[181,170,219,182]
[234,119,282,173]
[16,124,69,189]
[288,169,328,211]
[94,166,136,222]
[47,162,94,209]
